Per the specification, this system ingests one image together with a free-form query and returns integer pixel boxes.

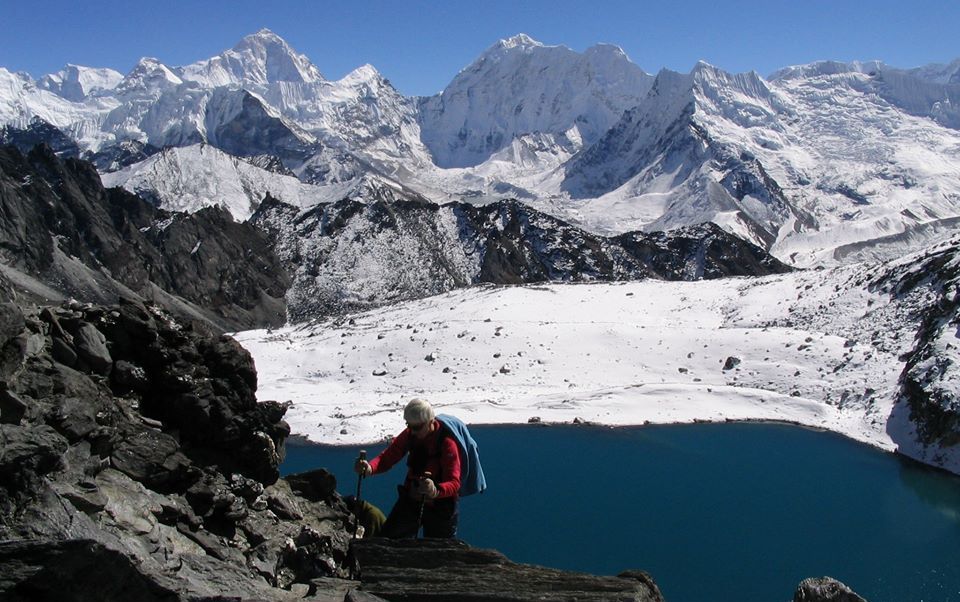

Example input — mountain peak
[341,64,382,86]
[115,57,183,95]
[585,43,629,60]
[233,28,289,52]
[498,33,543,50]
[180,29,324,86]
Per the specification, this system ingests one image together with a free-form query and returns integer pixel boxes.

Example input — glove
[416,477,438,499]
[354,459,372,477]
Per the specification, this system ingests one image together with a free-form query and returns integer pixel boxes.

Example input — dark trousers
[380,486,458,539]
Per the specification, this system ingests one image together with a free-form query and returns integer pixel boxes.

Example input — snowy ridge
[235,237,960,474]
[100,143,414,221]
[101,144,312,220]
[37,64,123,101]
[3,32,960,267]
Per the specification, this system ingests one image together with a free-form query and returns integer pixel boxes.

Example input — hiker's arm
[368,429,410,475]
[435,437,461,498]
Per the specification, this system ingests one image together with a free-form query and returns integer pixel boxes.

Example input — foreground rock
[0,300,355,600]
[794,577,868,602]
[352,538,663,601]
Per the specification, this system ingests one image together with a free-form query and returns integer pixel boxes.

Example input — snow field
[236,271,906,454]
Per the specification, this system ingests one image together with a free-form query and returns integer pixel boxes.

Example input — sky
[2,0,958,96]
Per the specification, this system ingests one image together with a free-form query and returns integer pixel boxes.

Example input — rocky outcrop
[0,300,356,600]
[0,117,81,159]
[352,538,663,601]
[875,244,960,453]
[251,196,792,321]
[0,144,289,331]
[794,577,867,602]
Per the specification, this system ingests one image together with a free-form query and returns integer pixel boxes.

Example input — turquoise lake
[281,423,960,602]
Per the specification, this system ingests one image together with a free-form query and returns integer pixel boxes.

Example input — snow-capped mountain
[101,144,324,220]
[556,59,960,265]
[418,34,653,168]
[37,64,123,101]
[178,28,324,87]
[3,31,960,269]
[101,143,421,221]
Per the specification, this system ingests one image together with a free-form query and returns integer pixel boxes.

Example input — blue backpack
[436,414,487,496]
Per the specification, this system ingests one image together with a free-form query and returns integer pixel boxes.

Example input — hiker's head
[404,398,435,439]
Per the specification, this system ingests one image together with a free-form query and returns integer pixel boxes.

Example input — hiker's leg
[422,497,458,538]
[379,490,420,539]
[361,500,387,537]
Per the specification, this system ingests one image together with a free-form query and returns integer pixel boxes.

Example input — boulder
[110,429,195,492]
[351,538,665,601]
[0,424,68,493]
[50,336,78,367]
[285,468,339,503]
[74,322,112,374]
[794,577,868,602]
[0,387,27,425]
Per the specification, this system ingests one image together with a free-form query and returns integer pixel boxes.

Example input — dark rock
[0,424,68,493]
[267,493,305,521]
[252,197,791,321]
[723,356,741,371]
[0,301,25,345]
[285,468,339,502]
[110,427,194,492]
[74,322,112,374]
[51,336,78,367]
[794,577,868,602]
[61,487,109,513]
[352,538,665,601]
[0,117,81,158]
[887,246,960,451]
[0,387,27,425]
[229,473,265,502]
[47,396,99,441]
[345,589,390,602]
[111,360,150,394]
[0,538,179,602]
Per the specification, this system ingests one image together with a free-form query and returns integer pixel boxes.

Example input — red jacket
[368,419,462,499]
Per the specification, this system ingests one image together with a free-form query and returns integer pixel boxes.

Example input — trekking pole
[416,471,431,539]
[353,450,366,540]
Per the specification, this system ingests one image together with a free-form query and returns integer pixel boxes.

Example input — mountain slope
[418,34,653,168]
[0,145,289,330]
[557,60,960,265]
[250,196,790,321]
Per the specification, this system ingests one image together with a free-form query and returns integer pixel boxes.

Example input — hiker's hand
[417,477,438,499]
[354,459,371,477]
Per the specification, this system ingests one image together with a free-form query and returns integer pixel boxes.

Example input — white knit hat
[403,398,435,424]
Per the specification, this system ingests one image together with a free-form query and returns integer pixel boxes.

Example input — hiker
[354,398,462,538]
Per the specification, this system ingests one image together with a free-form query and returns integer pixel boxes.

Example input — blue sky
[3,0,958,96]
